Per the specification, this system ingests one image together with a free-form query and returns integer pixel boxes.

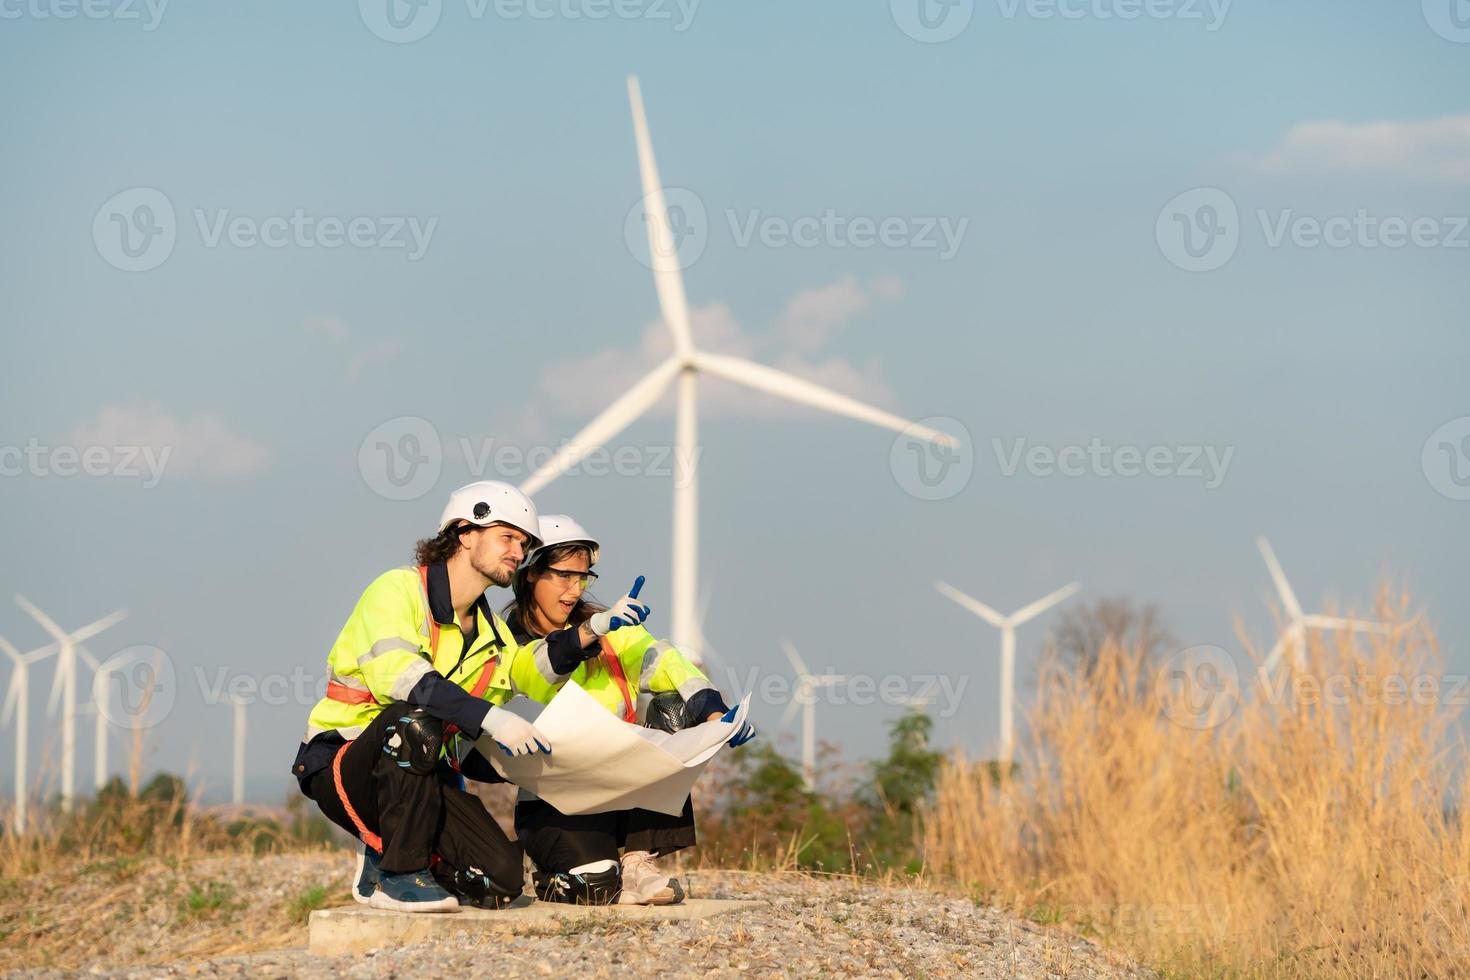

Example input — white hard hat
[438,481,541,548]
[527,514,599,568]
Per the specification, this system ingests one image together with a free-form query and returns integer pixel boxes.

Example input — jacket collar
[424,562,505,648]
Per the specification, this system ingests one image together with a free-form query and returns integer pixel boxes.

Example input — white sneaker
[617,850,680,906]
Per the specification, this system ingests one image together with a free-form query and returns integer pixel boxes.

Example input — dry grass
[923,589,1470,977]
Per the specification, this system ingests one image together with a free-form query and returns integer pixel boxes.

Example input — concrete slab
[308,898,765,956]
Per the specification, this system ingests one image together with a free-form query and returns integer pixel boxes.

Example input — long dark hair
[502,543,607,639]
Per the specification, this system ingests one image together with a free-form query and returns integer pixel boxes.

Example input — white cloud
[303,314,351,343]
[538,276,904,423]
[346,339,403,381]
[1247,115,1470,182]
[302,315,401,380]
[67,402,270,479]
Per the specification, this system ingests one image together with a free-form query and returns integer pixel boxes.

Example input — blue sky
[1,0,1467,803]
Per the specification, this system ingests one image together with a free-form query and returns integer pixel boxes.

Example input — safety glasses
[544,567,599,590]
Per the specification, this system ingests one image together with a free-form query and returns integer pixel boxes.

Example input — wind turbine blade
[627,75,695,358]
[781,694,802,727]
[694,353,959,448]
[1303,615,1390,634]
[75,645,100,671]
[15,594,67,644]
[1256,537,1303,621]
[935,581,1008,630]
[1010,582,1082,626]
[0,634,19,662]
[1261,635,1287,675]
[69,610,127,645]
[518,357,681,497]
[1,675,19,727]
[781,639,810,679]
[46,659,66,717]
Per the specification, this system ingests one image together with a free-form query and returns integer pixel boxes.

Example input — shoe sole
[368,892,460,913]
[352,851,374,906]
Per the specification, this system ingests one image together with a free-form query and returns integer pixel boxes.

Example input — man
[290,481,651,912]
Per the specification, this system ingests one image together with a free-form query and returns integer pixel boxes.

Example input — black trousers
[304,704,523,898]
[515,795,697,873]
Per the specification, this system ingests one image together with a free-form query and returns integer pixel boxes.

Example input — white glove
[589,576,650,636]
[481,705,551,757]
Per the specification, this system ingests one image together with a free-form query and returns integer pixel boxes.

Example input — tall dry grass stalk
[923,590,1470,977]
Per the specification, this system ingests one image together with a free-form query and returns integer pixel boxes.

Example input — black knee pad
[644,691,689,733]
[381,706,443,776]
[533,860,621,905]
[438,863,523,909]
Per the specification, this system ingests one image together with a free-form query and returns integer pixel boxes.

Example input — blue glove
[590,576,651,635]
[721,704,756,748]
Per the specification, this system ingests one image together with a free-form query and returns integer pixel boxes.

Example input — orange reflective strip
[600,638,637,723]
[326,681,378,706]
[417,565,440,657]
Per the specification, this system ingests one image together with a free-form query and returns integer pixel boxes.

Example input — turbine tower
[1256,537,1389,675]
[780,640,846,792]
[1,633,58,834]
[519,76,957,654]
[232,697,247,805]
[935,580,1080,764]
[14,596,126,811]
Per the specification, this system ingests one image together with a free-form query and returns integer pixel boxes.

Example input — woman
[505,514,755,906]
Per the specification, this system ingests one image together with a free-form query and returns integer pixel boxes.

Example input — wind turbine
[232,697,246,805]
[519,75,958,654]
[1256,537,1389,676]
[935,580,1080,764]
[1,633,58,834]
[780,640,846,792]
[14,596,126,811]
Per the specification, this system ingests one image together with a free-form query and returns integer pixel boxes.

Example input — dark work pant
[304,704,523,898]
[515,795,697,873]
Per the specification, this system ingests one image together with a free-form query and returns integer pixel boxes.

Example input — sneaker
[352,846,382,906]
[368,870,461,913]
[617,850,680,906]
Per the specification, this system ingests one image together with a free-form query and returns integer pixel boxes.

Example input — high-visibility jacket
[302,565,534,742]
[514,622,717,723]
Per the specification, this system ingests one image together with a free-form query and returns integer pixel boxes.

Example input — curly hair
[413,525,468,567]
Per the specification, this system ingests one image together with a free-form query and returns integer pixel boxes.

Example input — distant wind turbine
[935,580,1080,764]
[780,640,846,792]
[1256,537,1389,676]
[14,596,126,811]
[232,697,246,805]
[519,75,957,654]
[1,633,58,834]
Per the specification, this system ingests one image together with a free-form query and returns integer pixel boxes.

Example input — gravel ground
[2,854,1153,979]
